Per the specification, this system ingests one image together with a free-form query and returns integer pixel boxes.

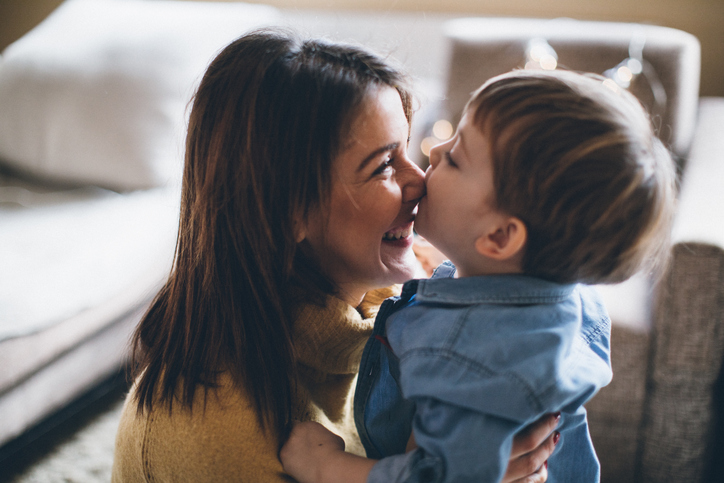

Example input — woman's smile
[382,220,415,242]
[301,86,425,305]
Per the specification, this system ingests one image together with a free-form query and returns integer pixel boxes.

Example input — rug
[3,398,124,483]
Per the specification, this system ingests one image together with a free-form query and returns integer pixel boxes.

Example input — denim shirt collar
[406,261,576,305]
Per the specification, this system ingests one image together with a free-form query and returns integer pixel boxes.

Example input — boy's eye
[444,152,458,168]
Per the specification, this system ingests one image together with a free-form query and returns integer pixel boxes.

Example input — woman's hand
[502,413,561,483]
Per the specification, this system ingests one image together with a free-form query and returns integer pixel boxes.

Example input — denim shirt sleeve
[363,278,612,483]
[367,397,522,483]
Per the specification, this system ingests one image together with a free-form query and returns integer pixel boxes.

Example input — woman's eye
[373,158,394,176]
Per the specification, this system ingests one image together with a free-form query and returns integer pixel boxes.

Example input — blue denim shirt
[354,262,612,483]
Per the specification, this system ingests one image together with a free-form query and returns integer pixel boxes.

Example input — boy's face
[414,111,505,277]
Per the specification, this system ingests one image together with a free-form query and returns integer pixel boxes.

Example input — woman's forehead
[336,87,408,169]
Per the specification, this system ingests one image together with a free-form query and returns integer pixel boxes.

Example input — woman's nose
[399,157,426,202]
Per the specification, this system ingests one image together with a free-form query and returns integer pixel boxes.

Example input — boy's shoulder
[389,267,588,337]
[384,274,612,421]
[414,262,580,306]
[387,262,610,360]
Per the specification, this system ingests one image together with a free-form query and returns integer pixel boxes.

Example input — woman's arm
[405,413,557,482]
[280,415,559,483]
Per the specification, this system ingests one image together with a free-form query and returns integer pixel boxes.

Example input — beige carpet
[3,396,125,483]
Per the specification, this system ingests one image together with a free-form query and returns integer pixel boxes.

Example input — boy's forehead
[467,102,498,136]
[456,113,495,170]
[460,109,495,147]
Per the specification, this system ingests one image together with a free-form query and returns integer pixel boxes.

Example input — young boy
[280,69,676,483]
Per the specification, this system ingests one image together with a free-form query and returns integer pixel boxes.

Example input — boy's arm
[367,397,521,483]
[280,415,555,483]
[280,421,376,483]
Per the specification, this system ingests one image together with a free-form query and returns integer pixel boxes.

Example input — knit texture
[111,286,399,482]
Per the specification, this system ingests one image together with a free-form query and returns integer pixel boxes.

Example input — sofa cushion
[0,0,280,191]
[442,17,701,160]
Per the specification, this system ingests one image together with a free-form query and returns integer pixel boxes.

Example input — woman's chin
[379,238,418,283]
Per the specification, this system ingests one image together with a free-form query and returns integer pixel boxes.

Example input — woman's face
[301,86,425,306]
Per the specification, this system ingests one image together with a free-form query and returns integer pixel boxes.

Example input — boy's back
[356,261,612,482]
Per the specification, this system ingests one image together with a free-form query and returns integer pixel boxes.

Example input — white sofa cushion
[0,0,280,191]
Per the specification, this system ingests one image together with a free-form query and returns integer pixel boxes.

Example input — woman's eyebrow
[356,142,400,172]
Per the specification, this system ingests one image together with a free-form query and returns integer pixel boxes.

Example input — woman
[112,29,557,482]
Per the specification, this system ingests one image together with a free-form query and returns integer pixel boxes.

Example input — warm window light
[539,56,558,70]
[626,58,643,75]
[420,136,439,157]
[616,65,634,84]
[420,119,454,158]
[525,38,558,71]
[605,59,636,88]
[603,31,648,90]
[602,78,621,92]
[432,119,453,140]
[517,27,666,118]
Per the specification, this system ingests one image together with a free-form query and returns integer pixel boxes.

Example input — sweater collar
[292,285,400,375]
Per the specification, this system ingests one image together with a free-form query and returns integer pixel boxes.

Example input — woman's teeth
[383,226,412,241]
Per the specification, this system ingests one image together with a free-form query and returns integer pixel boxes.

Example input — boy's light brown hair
[467,69,676,284]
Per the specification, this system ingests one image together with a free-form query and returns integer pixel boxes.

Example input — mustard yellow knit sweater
[111,287,397,482]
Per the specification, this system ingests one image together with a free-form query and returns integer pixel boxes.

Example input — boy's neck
[454,265,523,278]
[452,253,524,278]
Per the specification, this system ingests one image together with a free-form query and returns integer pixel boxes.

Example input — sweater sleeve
[112,378,295,482]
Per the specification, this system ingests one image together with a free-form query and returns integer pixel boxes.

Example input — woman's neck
[334,284,368,308]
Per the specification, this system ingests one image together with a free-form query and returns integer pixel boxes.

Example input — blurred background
[1,0,722,97]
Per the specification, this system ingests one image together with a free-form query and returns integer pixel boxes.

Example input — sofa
[0,0,284,462]
[436,17,724,482]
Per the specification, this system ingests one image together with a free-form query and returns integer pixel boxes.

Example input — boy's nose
[428,143,442,168]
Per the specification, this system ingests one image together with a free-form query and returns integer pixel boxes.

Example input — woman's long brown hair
[131,29,412,442]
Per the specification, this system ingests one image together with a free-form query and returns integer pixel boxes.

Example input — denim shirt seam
[578,313,611,345]
[398,347,545,414]
[437,306,475,351]
[416,289,573,306]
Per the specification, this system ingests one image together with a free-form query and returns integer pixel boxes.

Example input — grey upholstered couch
[439,17,723,483]
[0,0,281,460]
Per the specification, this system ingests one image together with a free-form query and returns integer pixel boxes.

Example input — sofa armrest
[589,98,724,483]
[671,98,724,247]
[442,17,701,159]
[587,325,651,483]
[639,97,724,482]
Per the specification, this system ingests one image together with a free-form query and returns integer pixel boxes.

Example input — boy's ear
[474,216,527,261]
